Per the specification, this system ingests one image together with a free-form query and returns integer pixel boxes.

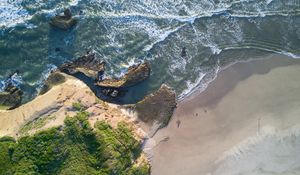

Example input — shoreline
[180,53,300,103]
[0,53,297,107]
[150,54,300,175]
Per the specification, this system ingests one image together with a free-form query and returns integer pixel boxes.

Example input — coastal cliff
[0,70,177,174]
[0,73,147,138]
[0,73,150,174]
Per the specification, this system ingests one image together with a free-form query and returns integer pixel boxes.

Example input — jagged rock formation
[97,62,150,88]
[49,9,77,30]
[39,71,66,95]
[58,52,150,99]
[59,52,105,80]
[134,84,176,136]
[0,83,23,110]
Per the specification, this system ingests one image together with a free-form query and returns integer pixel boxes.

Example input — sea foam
[36,64,57,93]
[0,0,31,28]
[0,73,23,92]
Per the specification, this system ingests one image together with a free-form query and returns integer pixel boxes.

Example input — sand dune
[150,55,300,175]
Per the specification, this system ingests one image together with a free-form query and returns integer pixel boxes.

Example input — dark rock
[49,9,77,30]
[134,84,176,136]
[59,52,105,80]
[97,62,150,88]
[98,70,104,81]
[181,47,187,57]
[0,81,23,110]
[100,88,124,98]
[39,72,66,95]
[111,90,119,97]
[63,9,72,18]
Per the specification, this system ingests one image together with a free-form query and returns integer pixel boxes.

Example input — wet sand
[151,54,300,175]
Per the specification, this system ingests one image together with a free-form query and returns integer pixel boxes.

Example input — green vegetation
[19,115,56,135]
[0,112,149,175]
[72,102,86,111]
[0,105,10,110]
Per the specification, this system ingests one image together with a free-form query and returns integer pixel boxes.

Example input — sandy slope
[0,76,85,137]
[150,55,300,175]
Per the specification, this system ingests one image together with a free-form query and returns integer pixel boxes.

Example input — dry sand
[150,54,300,175]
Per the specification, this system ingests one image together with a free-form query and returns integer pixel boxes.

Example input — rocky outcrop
[49,9,77,30]
[101,88,122,98]
[39,72,66,95]
[59,53,150,100]
[97,62,150,88]
[59,52,105,80]
[0,83,23,110]
[134,84,176,136]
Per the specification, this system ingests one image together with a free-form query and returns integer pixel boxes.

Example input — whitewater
[0,0,299,102]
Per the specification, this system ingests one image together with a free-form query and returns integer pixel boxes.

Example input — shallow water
[0,0,299,102]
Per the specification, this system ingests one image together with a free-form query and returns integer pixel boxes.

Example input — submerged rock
[59,52,105,80]
[39,72,66,95]
[49,9,77,30]
[97,62,150,88]
[134,84,176,136]
[181,47,187,57]
[101,88,122,98]
[0,83,23,110]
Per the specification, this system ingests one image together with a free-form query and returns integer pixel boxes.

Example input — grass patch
[19,115,57,135]
[72,102,86,111]
[0,105,10,110]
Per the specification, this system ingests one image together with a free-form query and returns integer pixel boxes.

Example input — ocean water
[0,0,299,103]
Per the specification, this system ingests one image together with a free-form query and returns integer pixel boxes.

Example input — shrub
[72,102,85,111]
[0,112,149,175]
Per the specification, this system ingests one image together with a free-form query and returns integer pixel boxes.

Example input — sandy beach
[150,54,300,175]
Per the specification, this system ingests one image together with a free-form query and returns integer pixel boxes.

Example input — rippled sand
[150,54,300,175]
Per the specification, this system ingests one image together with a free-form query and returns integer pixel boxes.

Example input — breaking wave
[36,64,58,93]
[0,0,80,29]
[0,0,30,28]
[0,0,299,101]
[0,73,23,92]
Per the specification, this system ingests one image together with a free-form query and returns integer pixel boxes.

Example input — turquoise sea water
[0,0,299,103]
